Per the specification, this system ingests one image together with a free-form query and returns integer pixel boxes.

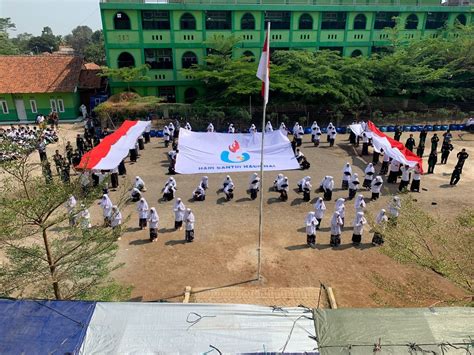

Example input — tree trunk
[42,228,61,299]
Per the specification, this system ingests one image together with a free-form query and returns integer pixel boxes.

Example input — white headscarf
[354,194,366,209]
[174,198,185,211]
[354,211,367,226]
[343,163,352,176]
[293,122,300,133]
[249,173,259,184]
[100,194,113,209]
[335,198,345,211]
[311,121,319,130]
[323,176,334,191]
[67,195,77,212]
[149,207,159,222]
[137,197,149,211]
[314,197,326,211]
[265,121,273,132]
[305,211,316,225]
[135,176,145,188]
[330,211,342,226]
[376,209,388,224]
[280,123,287,131]
[207,123,214,132]
[185,208,195,223]
[365,163,375,176]
[224,175,232,185]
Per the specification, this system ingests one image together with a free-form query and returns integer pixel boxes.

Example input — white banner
[175,128,300,174]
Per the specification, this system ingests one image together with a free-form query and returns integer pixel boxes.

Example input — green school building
[99,0,473,103]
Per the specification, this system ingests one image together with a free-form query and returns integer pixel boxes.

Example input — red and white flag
[256,22,270,105]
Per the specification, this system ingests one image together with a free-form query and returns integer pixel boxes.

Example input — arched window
[182,51,198,69]
[353,14,367,30]
[456,14,467,26]
[180,13,196,30]
[117,52,135,68]
[114,12,131,30]
[241,13,255,30]
[242,50,255,62]
[405,14,418,30]
[425,12,448,30]
[184,88,198,104]
[299,13,313,30]
[351,49,363,57]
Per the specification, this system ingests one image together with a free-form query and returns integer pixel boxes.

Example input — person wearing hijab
[354,194,366,214]
[134,176,146,191]
[163,125,171,147]
[223,181,235,201]
[348,173,360,200]
[380,153,390,175]
[148,207,159,242]
[361,133,369,155]
[273,173,284,191]
[129,142,138,162]
[110,205,122,239]
[199,176,209,190]
[302,176,312,202]
[387,159,400,183]
[370,176,383,201]
[118,159,127,176]
[228,123,235,134]
[249,124,257,134]
[305,211,318,248]
[100,194,113,226]
[66,195,77,227]
[222,175,233,191]
[79,204,92,229]
[352,212,367,246]
[280,122,288,135]
[342,162,352,190]
[335,198,346,227]
[323,176,334,201]
[184,122,192,131]
[185,208,195,242]
[398,165,411,192]
[249,175,260,200]
[372,147,381,166]
[311,121,320,146]
[330,211,343,247]
[372,209,388,246]
[388,196,401,222]
[292,122,300,137]
[193,185,206,201]
[265,121,273,132]
[326,122,334,142]
[173,198,186,230]
[137,197,149,230]
[363,163,375,189]
[410,165,421,192]
[328,126,337,147]
[207,123,215,133]
[131,187,141,202]
[277,176,289,201]
[138,134,145,151]
[168,122,175,141]
[162,183,176,201]
[294,124,304,147]
[297,176,309,193]
[314,197,326,229]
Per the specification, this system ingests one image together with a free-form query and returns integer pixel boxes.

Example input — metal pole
[257,101,267,281]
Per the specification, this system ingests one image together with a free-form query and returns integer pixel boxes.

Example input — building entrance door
[14,99,27,121]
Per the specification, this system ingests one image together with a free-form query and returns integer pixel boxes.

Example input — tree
[27,26,60,53]
[11,32,33,53]
[65,25,93,56]
[84,30,105,65]
[373,196,473,293]
[99,64,150,91]
[0,143,130,300]
[0,17,16,33]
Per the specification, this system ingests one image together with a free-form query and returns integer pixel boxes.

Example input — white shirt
[174,201,186,221]
[148,210,159,229]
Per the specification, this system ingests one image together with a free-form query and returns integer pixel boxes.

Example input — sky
[2,0,103,36]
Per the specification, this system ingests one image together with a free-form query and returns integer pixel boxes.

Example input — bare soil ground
[13,122,473,307]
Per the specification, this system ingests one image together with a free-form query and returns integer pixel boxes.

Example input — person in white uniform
[110,205,122,239]
[335,198,346,227]
[228,123,235,134]
[193,184,206,201]
[248,174,260,200]
[134,176,146,191]
[224,181,235,201]
[302,176,312,202]
[100,194,113,226]
[330,211,343,247]
[354,194,366,214]
[184,208,195,242]
[137,197,149,230]
[200,176,209,190]
[348,173,360,200]
[305,211,318,248]
[277,176,289,201]
[372,209,388,246]
[371,176,383,201]
[148,207,159,242]
[207,123,215,133]
[66,195,77,227]
[388,196,401,222]
[311,121,321,147]
[363,163,375,189]
[323,176,334,201]
[265,121,273,132]
[314,197,326,230]
[352,211,367,246]
[410,165,422,192]
[173,198,186,230]
[398,165,412,192]
[342,162,352,190]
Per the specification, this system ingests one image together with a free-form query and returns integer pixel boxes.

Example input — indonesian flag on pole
[256,22,270,105]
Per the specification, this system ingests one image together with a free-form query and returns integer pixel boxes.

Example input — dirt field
[27,122,474,307]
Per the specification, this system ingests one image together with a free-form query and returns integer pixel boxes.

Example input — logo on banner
[220,140,250,163]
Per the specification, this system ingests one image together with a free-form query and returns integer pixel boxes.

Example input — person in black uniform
[405,134,416,152]
[440,140,454,164]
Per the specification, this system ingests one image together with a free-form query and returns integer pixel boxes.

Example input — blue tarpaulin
[0,299,96,355]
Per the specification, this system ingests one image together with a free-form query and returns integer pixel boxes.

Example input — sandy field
[11,122,474,307]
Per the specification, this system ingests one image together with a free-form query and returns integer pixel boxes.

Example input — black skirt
[372,233,384,245]
[185,229,194,242]
[303,190,310,202]
[307,234,316,246]
[362,143,369,155]
[387,170,398,183]
[363,178,372,189]
[139,218,147,228]
[348,189,357,200]
[330,234,341,247]
[111,173,119,188]
[341,180,349,190]
[410,179,420,192]
[118,160,127,175]
[144,132,151,143]
[324,190,332,201]
[352,234,362,244]
[380,161,389,175]
[250,189,258,200]
[175,220,183,229]
[129,149,138,162]
[149,228,157,241]
[138,138,145,150]
[371,192,380,200]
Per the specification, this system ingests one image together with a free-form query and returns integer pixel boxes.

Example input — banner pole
[257,101,267,281]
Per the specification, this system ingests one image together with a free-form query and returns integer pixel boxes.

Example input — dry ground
[10,122,473,307]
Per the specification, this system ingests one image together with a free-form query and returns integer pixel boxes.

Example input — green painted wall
[0,92,80,122]
[101,3,472,102]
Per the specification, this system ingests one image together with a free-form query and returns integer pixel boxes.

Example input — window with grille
[142,10,170,30]
[145,49,173,70]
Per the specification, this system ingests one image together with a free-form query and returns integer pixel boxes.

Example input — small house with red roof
[0,55,104,122]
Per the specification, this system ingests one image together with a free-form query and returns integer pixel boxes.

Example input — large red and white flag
[256,22,270,105]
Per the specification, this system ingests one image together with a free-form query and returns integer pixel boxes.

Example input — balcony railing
[100,0,473,6]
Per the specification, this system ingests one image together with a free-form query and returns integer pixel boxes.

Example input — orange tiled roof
[84,62,101,70]
[0,55,83,94]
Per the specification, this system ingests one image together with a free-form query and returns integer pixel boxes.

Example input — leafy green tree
[84,30,105,65]
[27,26,60,53]
[0,143,129,300]
[0,18,18,55]
[99,64,150,91]
[11,32,33,53]
[0,17,16,33]
[65,25,93,56]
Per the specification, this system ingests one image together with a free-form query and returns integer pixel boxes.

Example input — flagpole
[257,22,270,281]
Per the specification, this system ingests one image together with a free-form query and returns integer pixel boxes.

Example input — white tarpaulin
[175,128,300,174]
[79,303,318,354]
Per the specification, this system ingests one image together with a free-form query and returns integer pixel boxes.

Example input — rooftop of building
[0,56,97,94]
